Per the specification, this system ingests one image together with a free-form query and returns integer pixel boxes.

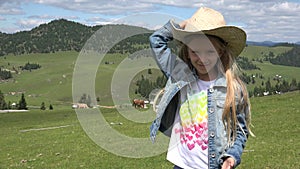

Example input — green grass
[0,91,299,168]
[0,46,299,168]
[0,46,298,107]
[1,51,77,107]
[0,109,171,169]
[239,91,300,169]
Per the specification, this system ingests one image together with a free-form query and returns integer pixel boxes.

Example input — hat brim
[170,20,246,58]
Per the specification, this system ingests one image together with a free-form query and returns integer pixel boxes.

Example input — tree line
[0,62,41,80]
[134,69,300,99]
[21,62,41,71]
[0,91,27,110]
[237,57,260,70]
[0,91,53,110]
[250,78,300,97]
[135,70,167,99]
[270,46,300,67]
[0,68,12,80]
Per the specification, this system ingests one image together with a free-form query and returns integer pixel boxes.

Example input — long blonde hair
[178,35,254,141]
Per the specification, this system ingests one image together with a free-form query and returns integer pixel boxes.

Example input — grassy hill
[242,45,292,60]
[0,50,157,108]
[0,36,299,169]
[0,91,299,168]
[0,51,76,109]
[0,19,151,56]
[1,44,299,109]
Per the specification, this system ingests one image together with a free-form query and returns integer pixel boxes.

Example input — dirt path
[19,125,72,133]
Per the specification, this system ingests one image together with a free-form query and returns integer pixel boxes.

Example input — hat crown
[170,7,246,58]
[185,7,226,31]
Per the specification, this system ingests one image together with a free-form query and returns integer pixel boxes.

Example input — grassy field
[239,91,300,169]
[0,91,299,168]
[1,46,299,108]
[0,46,299,168]
[0,51,77,108]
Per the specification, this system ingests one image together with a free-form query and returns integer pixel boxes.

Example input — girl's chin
[196,67,217,75]
[197,69,209,75]
[196,66,209,72]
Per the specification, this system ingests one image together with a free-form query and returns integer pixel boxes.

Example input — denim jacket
[149,20,249,168]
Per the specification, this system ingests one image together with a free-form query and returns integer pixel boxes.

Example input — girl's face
[187,36,223,81]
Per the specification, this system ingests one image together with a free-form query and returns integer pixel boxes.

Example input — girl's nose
[195,53,209,61]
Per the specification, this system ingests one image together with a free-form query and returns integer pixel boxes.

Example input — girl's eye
[190,51,198,56]
[206,50,218,56]
[189,50,217,56]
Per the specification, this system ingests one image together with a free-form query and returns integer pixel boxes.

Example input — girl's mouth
[197,62,210,66]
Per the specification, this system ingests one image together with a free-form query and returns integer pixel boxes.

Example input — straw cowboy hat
[171,7,246,58]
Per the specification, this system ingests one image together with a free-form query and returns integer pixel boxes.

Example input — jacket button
[209,108,214,113]
[211,153,216,158]
[210,132,215,138]
[209,88,214,93]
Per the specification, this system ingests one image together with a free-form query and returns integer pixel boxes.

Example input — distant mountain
[247,41,277,47]
[247,41,299,47]
[0,19,99,56]
[0,19,151,56]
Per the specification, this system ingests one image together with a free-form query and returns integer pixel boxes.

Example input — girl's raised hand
[179,20,188,29]
[221,157,235,169]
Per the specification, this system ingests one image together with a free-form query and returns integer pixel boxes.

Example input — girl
[149,7,253,169]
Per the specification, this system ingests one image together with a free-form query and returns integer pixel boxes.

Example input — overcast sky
[0,0,299,43]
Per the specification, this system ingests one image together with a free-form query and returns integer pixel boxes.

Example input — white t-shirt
[167,79,215,169]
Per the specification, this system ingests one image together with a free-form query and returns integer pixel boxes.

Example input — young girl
[149,7,253,169]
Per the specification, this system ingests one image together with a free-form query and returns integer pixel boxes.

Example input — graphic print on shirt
[175,90,208,151]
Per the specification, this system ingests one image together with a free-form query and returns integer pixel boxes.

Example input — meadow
[0,91,299,168]
[1,45,299,107]
[0,45,299,168]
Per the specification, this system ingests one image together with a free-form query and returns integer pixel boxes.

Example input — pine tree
[18,93,27,110]
[79,93,87,104]
[7,101,11,109]
[265,79,272,92]
[49,104,53,110]
[86,95,91,107]
[41,102,46,110]
[290,78,298,91]
[0,90,7,110]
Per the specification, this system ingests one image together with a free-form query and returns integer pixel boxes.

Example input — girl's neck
[197,69,218,81]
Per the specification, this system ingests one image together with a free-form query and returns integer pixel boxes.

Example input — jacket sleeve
[219,102,250,168]
[149,20,180,78]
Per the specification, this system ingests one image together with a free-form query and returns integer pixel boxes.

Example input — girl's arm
[220,102,250,168]
[149,20,180,78]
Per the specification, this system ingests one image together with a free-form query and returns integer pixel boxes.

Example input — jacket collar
[214,74,227,87]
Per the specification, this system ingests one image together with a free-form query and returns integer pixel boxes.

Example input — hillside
[0,19,151,56]
[0,19,299,109]
[270,46,300,67]
[1,48,300,109]
[1,18,299,57]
